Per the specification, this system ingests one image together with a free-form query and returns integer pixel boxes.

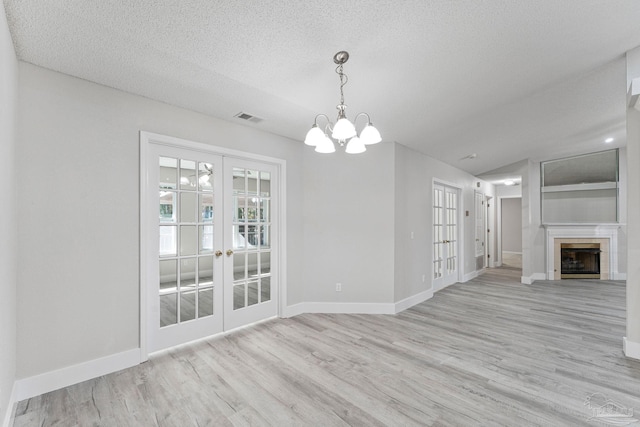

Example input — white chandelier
[304,51,381,154]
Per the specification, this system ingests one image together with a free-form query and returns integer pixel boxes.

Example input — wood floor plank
[12,267,640,426]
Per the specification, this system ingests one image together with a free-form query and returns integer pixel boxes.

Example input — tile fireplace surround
[545,225,622,280]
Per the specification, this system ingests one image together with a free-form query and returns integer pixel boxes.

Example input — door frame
[139,131,287,361]
[486,195,494,268]
[432,179,463,290]
[496,195,522,267]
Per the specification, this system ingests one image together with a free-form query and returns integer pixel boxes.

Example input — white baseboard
[394,289,433,314]
[522,273,546,284]
[299,302,396,315]
[2,382,17,427]
[502,251,522,255]
[282,303,306,318]
[463,271,479,282]
[283,289,434,317]
[14,348,141,402]
[623,337,640,360]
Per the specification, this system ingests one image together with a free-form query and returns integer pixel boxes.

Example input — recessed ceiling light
[504,179,515,186]
[605,137,614,143]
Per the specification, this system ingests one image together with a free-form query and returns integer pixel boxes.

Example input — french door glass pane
[180,192,197,222]
[180,225,197,256]
[180,258,197,290]
[159,157,178,189]
[234,284,245,310]
[160,294,177,327]
[159,226,177,256]
[180,291,196,322]
[198,256,213,286]
[180,160,196,190]
[159,191,175,222]
[158,155,220,328]
[159,259,177,292]
[198,287,214,317]
[200,194,214,222]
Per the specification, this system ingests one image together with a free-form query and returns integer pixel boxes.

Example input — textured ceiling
[4,0,640,175]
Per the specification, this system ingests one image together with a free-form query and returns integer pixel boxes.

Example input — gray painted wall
[302,144,396,304]
[501,198,522,252]
[394,144,495,302]
[16,63,305,379]
[0,3,17,424]
[626,47,640,347]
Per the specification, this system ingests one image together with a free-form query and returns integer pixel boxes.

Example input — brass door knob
[226,249,234,256]
[215,250,223,257]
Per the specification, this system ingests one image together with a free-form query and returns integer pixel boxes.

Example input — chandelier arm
[354,112,372,127]
[314,113,334,134]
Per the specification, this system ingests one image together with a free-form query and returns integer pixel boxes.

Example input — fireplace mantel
[544,224,622,280]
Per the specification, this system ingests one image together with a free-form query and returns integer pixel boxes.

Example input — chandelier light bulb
[332,117,357,140]
[315,135,336,153]
[304,125,324,146]
[360,124,382,145]
[345,136,366,154]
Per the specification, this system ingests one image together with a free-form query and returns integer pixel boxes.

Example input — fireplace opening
[560,243,601,279]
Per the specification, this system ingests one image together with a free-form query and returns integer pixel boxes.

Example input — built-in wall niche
[541,149,618,224]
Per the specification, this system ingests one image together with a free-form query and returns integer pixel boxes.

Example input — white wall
[501,198,522,252]
[626,47,640,356]
[302,143,396,304]
[16,63,304,379]
[0,2,17,424]
[521,160,546,282]
[393,144,495,302]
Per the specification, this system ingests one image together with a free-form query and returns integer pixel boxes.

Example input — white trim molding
[521,273,546,285]
[282,289,434,318]
[394,289,434,313]
[463,270,479,282]
[2,382,17,427]
[623,337,640,360]
[544,224,621,280]
[13,349,140,402]
[295,302,396,315]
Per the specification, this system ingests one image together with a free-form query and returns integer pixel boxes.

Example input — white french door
[223,158,278,331]
[433,183,459,290]
[143,139,279,354]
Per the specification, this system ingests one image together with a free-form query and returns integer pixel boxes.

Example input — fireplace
[544,225,619,281]
[560,243,601,279]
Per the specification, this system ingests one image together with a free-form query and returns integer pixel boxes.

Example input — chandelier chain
[335,64,348,107]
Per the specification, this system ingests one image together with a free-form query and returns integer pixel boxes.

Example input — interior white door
[433,183,459,290]
[223,159,278,330]
[144,144,280,353]
[146,144,224,353]
[475,191,486,269]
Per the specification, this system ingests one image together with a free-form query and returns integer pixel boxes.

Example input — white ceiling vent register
[304,51,381,154]
[234,112,264,123]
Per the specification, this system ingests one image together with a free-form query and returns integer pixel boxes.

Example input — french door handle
[226,249,234,256]
[215,250,223,257]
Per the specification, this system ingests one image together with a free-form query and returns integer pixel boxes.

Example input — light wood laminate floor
[13,268,640,426]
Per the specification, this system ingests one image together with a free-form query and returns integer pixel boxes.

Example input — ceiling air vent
[234,112,263,123]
